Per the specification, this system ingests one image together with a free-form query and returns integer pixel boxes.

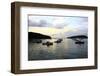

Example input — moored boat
[42,41,53,47]
[54,39,63,43]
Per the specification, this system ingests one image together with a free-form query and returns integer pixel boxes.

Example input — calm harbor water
[28,39,88,60]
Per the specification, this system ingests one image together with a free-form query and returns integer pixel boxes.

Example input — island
[67,35,88,44]
[67,35,88,39]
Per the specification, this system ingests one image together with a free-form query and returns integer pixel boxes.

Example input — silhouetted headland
[28,32,51,42]
[29,32,51,39]
[67,35,88,39]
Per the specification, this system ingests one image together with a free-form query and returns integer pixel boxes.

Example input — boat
[54,39,63,43]
[75,41,84,44]
[42,41,53,47]
[31,39,42,43]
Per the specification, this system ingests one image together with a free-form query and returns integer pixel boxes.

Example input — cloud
[28,19,48,27]
[28,15,88,30]
[28,16,67,29]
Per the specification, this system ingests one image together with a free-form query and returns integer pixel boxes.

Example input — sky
[28,15,88,38]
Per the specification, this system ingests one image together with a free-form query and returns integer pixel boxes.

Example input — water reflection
[28,39,88,60]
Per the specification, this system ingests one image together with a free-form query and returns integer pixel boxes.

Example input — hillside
[28,32,51,40]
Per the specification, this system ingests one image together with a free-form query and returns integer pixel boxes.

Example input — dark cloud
[28,19,48,27]
[28,19,65,29]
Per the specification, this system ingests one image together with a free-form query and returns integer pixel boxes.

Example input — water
[28,39,88,60]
